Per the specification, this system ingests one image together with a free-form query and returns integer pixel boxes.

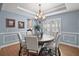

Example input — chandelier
[35,4,46,20]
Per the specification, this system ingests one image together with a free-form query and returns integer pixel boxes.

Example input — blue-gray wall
[46,10,79,46]
[0,10,79,47]
[0,10,28,46]
[0,10,28,33]
[0,3,2,11]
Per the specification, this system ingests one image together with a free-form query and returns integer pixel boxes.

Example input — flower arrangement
[34,24,40,31]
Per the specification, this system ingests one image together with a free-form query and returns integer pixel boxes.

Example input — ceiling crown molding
[17,6,36,16]
[45,4,67,16]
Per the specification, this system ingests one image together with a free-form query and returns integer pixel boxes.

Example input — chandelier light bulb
[38,15,41,18]
[43,16,45,19]
[36,14,39,16]
[35,16,38,19]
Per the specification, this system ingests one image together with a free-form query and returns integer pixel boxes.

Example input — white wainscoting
[60,32,79,48]
[0,41,19,49]
[0,31,26,49]
[0,31,79,49]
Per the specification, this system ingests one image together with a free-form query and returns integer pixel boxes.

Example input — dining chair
[25,36,42,56]
[17,32,27,56]
[43,32,61,56]
[26,31,33,36]
[54,32,61,56]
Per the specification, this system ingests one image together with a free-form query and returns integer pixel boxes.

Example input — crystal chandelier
[35,4,46,20]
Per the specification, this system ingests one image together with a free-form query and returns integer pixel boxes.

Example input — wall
[0,9,79,47]
[78,12,79,46]
[0,3,2,11]
[0,10,28,46]
[45,10,79,46]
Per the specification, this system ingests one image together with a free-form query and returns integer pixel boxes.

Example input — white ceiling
[1,3,79,19]
[18,3,61,12]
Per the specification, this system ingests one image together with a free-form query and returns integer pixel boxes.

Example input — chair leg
[55,47,59,56]
[58,47,61,56]
[55,47,57,56]
[19,47,22,56]
[27,50,30,56]
[55,47,61,56]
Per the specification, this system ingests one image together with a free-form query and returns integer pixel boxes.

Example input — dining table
[38,34,54,43]
[25,34,55,43]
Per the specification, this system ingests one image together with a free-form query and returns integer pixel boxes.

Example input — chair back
[26,31,33,36]
[26,36,38,51]
[54,32,60,48]
[17,32,24,47]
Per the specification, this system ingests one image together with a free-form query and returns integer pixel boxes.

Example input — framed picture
[18,21,24,28]
[6,18,15,27]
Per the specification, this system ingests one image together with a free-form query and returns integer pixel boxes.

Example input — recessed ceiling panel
[18,3,62,12]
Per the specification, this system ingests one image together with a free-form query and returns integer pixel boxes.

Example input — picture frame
[18,21,24,28]
[6,18,15,27]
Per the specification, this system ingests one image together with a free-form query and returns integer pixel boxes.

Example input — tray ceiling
[1,3,79,18]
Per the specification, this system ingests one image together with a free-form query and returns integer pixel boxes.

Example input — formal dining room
[0,3,79,56]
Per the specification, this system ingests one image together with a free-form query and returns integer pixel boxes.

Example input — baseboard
[60,42,79,48]
[0,41,19,49]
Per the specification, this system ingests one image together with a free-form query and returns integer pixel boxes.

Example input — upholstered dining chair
[26,31,33,36]
[43,32,61,56]
[17,32,27,56]
[25,36,42,56]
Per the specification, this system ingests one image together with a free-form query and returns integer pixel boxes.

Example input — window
[43,18,61,34]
